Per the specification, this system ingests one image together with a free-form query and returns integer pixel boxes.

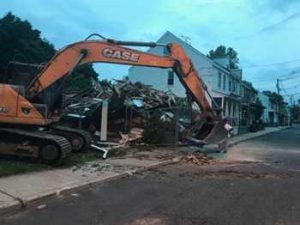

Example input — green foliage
[253,98,264,120]
[0,152,102,177]
[175,97,188,107]
[66,64,98,91]
[290,104,300,122]
[263,91,285,107]
[0,12,55,74]
[208,45,239,69]
[99,79,113,87]
[263,91,288,125]
[208,45,226,58]
[0,12,98,91]
[0,157,48,177]
[142,116,177,145]
[142,118,165,144]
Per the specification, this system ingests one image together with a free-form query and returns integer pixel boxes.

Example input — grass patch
[65,152,102,165]
[0,151,103,177]
[0,157,49,177]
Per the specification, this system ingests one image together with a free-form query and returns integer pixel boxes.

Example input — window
[213,97,222,109]
[163,47,169,55]
[233,79,236,92]
[229,77,232,91]
[218,72,222,89]
[168,71,174,86]
[223,74,226,90]
[233,102,236,117]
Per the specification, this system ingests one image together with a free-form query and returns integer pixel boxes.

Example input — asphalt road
[1,127,300,225]
[226,127,300,171]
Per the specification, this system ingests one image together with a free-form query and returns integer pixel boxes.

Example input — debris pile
[182,152,214,165]
[62,79,179,146]
[112,80,176,109]
[61,79,226,158]
[119,128,144,145]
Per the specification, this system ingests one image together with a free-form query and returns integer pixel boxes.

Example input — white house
[128,31,241,131]
[258,91,278,126]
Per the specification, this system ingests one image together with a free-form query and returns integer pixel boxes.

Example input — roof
[241,80,257,93]
[159,31,232,74]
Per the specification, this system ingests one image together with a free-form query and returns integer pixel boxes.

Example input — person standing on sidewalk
[223,118,233,138]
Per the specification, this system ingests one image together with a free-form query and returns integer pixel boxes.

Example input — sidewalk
[0,126,288,215]
[0,149,182,215]
[227,126,289,147]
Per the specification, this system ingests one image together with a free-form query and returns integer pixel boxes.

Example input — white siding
[128,31,214,98]
[258,92,278,124]
[258,92,269,122]
[128,31,241,129]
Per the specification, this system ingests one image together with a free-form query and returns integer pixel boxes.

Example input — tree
[0,12,55,75]
[263,91,285,108]
[208,45,239,69]
[0,12,98,91]
[263,91,287,125]
[67,64,99,91]
[253,98,264,120]
[290,104,300,122]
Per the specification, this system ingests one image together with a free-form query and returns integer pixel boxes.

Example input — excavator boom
[0,37,227,164]
[26,40,212,113]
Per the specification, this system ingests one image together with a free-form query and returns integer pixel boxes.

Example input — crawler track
[49,125,92,152]
[0,128,71,164]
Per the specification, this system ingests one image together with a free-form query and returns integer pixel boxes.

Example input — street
[1,127,300,225]
[226,126,300,171]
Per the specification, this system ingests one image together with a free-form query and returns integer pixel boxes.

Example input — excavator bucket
[184,115,228,150]
[201,120,227,144]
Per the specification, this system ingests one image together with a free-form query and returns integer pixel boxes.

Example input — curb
[0,200,22,216]
[0,156,182,216]
[227,127,289,148]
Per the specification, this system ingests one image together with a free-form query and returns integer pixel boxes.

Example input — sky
[1,0,300,100]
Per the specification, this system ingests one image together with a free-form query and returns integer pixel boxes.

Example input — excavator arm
[0,37,227,164]
[26,39,212,113]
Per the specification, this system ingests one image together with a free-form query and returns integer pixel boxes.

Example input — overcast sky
[2,0,300,98]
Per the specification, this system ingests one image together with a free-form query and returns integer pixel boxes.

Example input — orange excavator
[0,35,227,164]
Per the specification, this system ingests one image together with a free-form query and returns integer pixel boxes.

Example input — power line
[278,79,300,98]
[246,68,300,84]
[282,85,299,90]
[280,77,300,85]
[242,59,300,69]
[253,82,276,87]
[279,72,300,81]
[280,83,288,94]
[252,79,278,85]
[283,92,300,96]
[280,80,300,88]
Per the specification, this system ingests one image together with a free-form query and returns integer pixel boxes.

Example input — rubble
[62,79,225,158]
[90,142,123,159]
[182,152,214,165]
[119,128,144,145]
[63,79,178,143]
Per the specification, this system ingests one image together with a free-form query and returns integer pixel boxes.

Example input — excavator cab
[3,61,42,87]
[1,61,63,120]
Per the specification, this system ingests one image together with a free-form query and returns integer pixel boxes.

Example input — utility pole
[276,79,280,96]
[276,79,280,125]
[290,95,293,126]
